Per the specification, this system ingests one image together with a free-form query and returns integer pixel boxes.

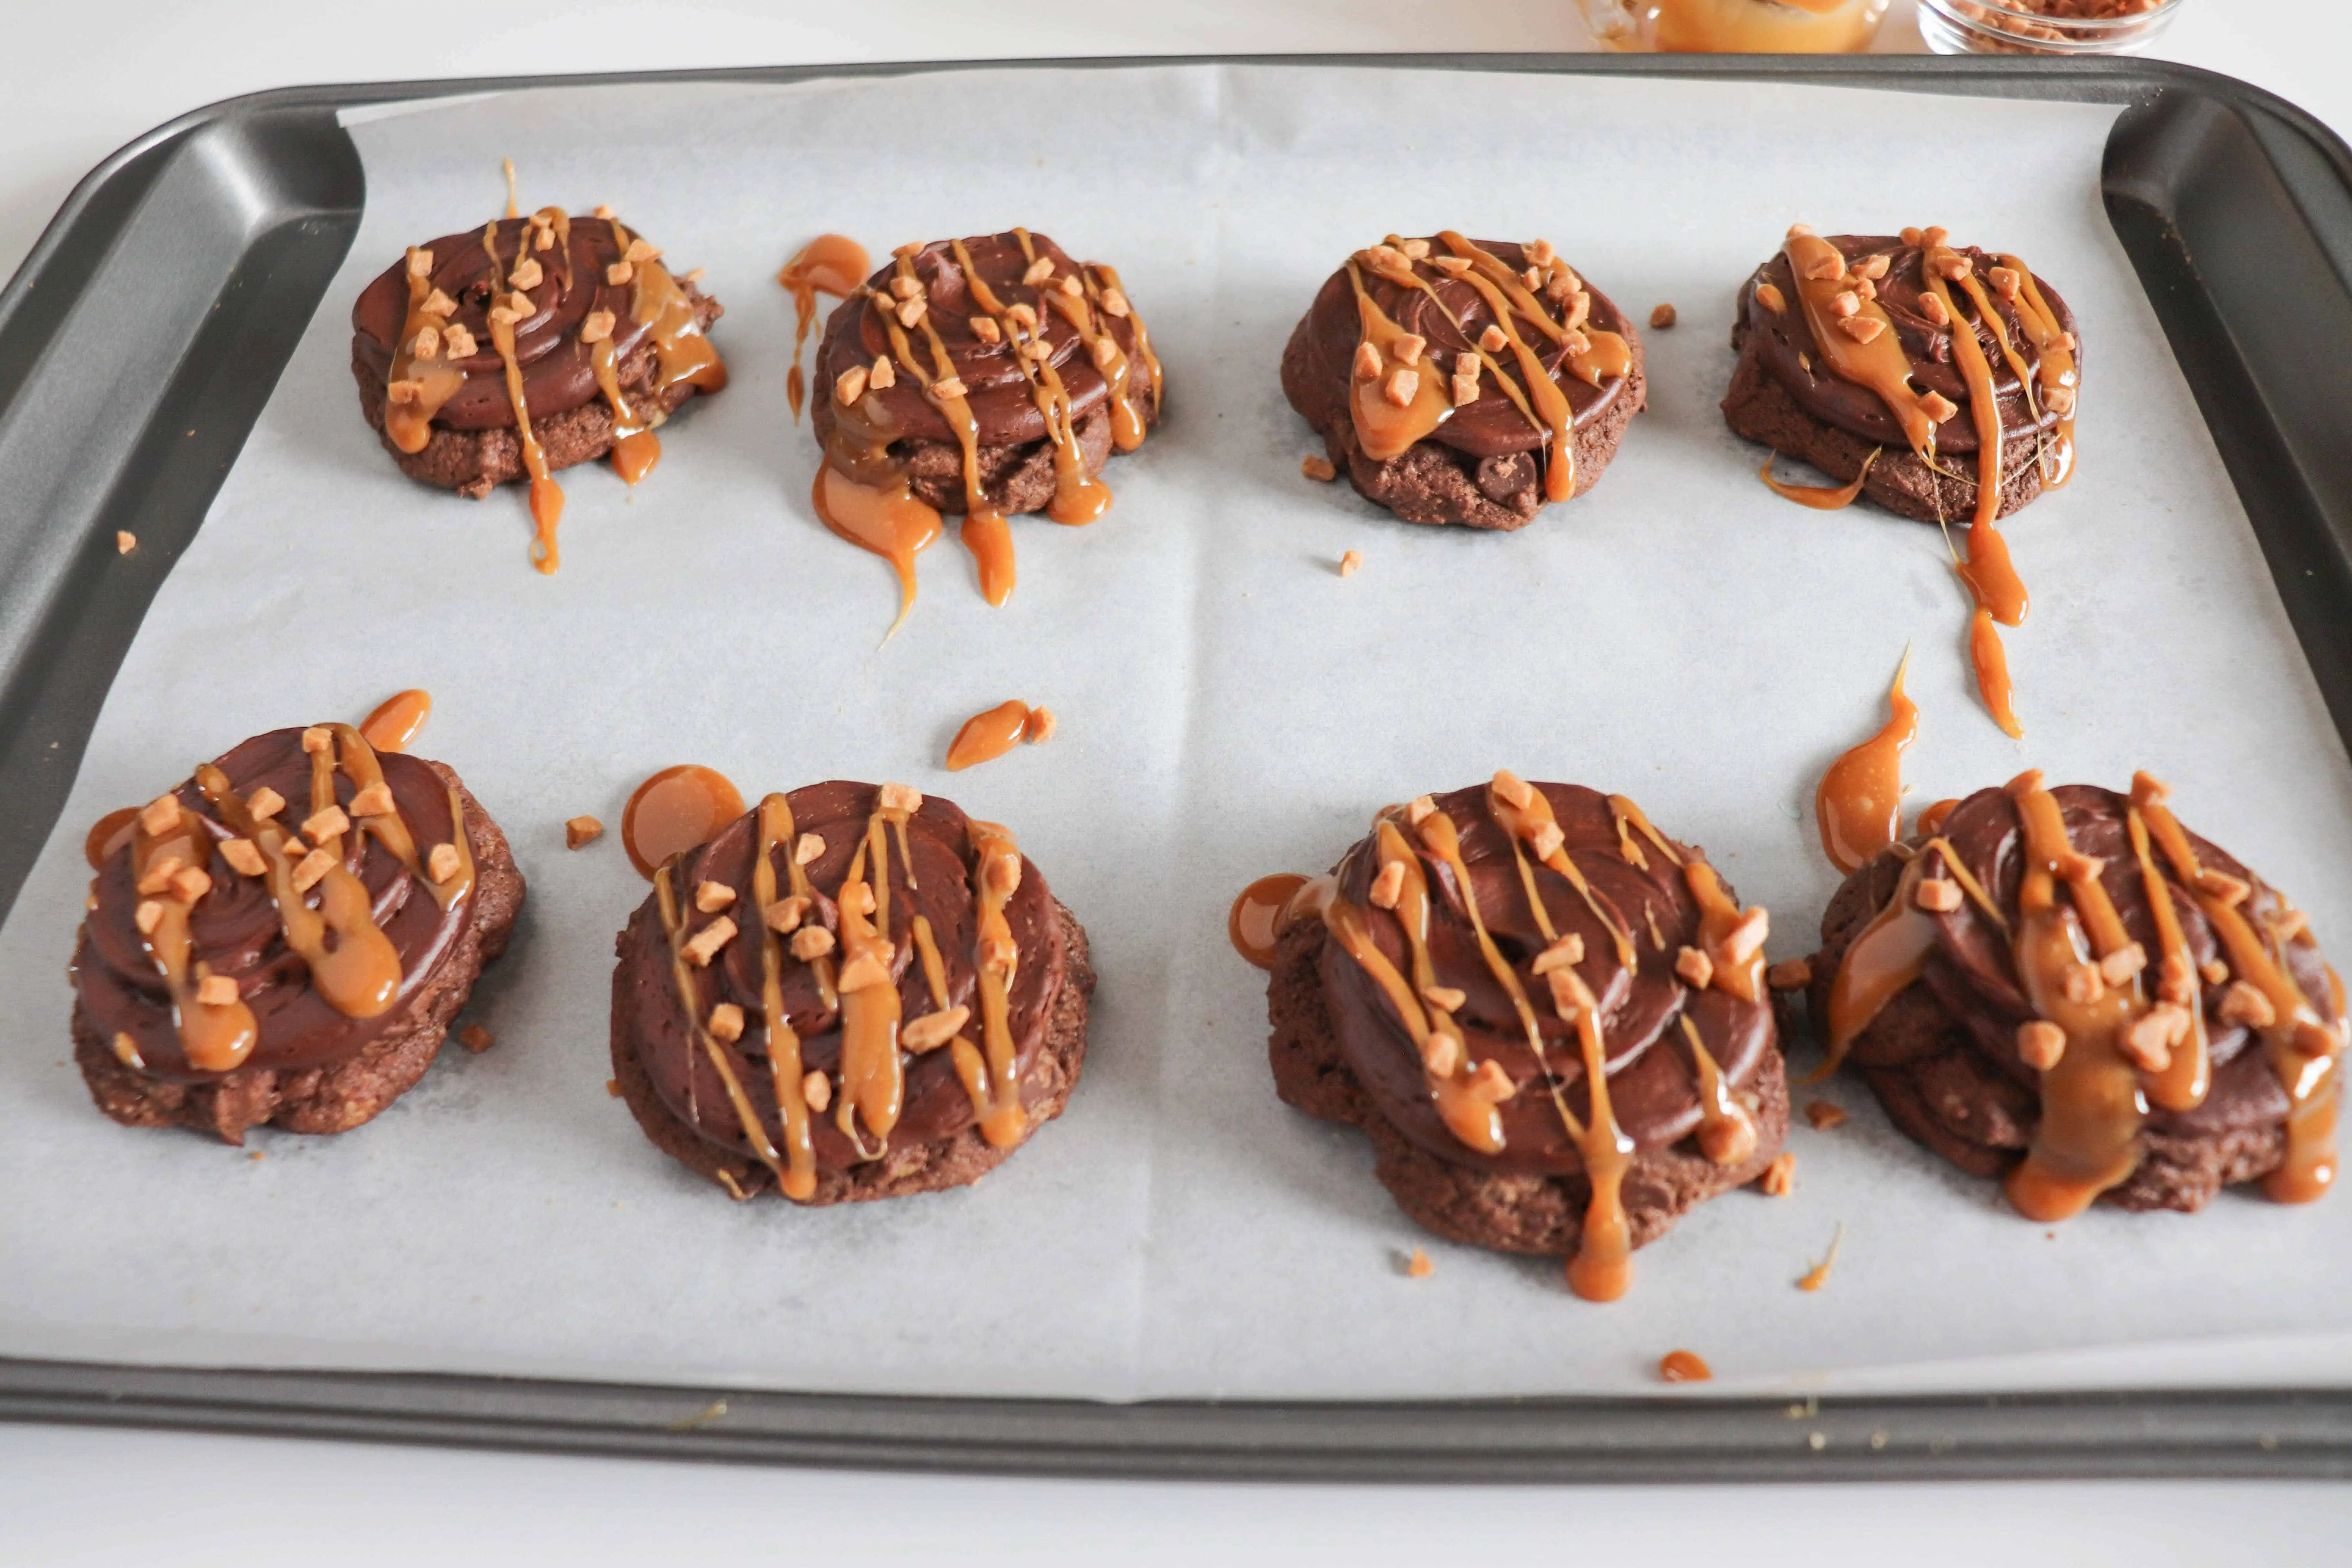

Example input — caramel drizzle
[383,248,465,454]
[2125,792,2209,1114]
[128,798,259,1072]
[974,232,1112,527]
[655,861,788,1188]
[604,216,728,488]
[957,819,1030,1148]
[1680,1014,1757,1166]
[1820,837,2003,1076]
[1487,783,1637,971]
[1781,231,1944,458]
[1759,447,1879,510]
[1815,650,1918,875]
[1999,255,2078,489]
[1070,261,1159,448]
[833,816,906,1149]
[1343,259,1459,459]
[751,794,817,1200]
[477,219,566,574]
[878,246,1013,610]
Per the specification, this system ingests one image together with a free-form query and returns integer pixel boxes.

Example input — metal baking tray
[4,53,2350,1482]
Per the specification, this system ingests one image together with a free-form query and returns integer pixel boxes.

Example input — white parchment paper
[7,67,2352,1401]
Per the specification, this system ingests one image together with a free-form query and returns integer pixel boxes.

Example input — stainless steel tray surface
[3,53,2350,1481]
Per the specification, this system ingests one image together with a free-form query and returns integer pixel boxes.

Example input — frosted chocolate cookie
[1245,774,1784,1300]
[808,231,1163,628]
[70,725,524,1143]
[610,781,1094,1203]
[1808,771,2345,1217]
[1281,234,1645,530]
[350,201,725,572]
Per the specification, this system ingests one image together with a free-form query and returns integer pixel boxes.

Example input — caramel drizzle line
[129,797,258,1073]
[2003,777,2149,1218]
[1344,258,1463,454]
[1357,252,1542,444]
[960,234,1106,523]
[1679,1014,1754,1163]
[384,249,465,453]
[2125,802,2210,1113]
[1071,263,1156,447]
[1919,244,2003,533]
[1607,795,1684,874]
[196,762,402,1024]
[875,252,1002,538]
[323,722,472,912]
[832,815,904,1153]
[1781,232,1942,460]
[1430,232,1633,388]
[2136,775,2342,1202]
[480,219,563,574]
[1818,837,2004,1077]
[1488,784,1638,971]
[752,793,817,1201]
[962,819,1029,1147]
[655,861,787,1188]
[1998,256,2078,488]
[613,216,726,401]
[1089,261,1162,414]
[1462,802,1589,1154]
[1957,267,2051,499]
[1434,234,1582,503]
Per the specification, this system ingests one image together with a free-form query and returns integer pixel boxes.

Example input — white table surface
[6,3,2350,1562]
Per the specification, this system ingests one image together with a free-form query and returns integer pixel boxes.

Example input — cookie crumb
[1650,302,1677,330]
[1759,1151,1797,1196]
[1301,454,1337,483]
[566,815,604,849]
[459,1024,494,1053]
[1405,1246,1434,1278]
[1804,1100,1847,1131]
[1339,550,1363,578]
[115,530,137,555]
[606,1078,621,1097]
[247,1151,264,1161]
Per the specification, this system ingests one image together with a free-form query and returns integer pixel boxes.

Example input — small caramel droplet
[621,765,744,880]
[359,689,432,754]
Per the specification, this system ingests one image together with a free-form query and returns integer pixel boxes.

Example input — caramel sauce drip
[946,700,1043,771]
[1820,838,2004,1076]
[384,249,465,455]
[2000,255,2078,490]
[1658,1349,1712,1383]
[1435,234,1579,502]
[952,818,1030,1148]
[1488,782,1637,971]
[1088,260,1163,424]
[1345,260,1457,461]
[1782,232,1942,459]
[1229,873,1309,970]
[1681,1015,1758,1166]
[810,444,943,642]
[1683,860,1763,1005]
[2136,772,2342,1203]
[1760,447,1878,510]
[598,215,728,491]
[1053,266,1149,450]
[1815,650,1917,874]
[359,688,432,755]
[833,818,907,1147]
[1002,231,1115,527]
[751,793,817,1200]
[474,220,568,575]
[85,806,140,871]
[129,797,260,1071]
[621,764,746,880]
[884,249,1018,610]
[778,234,870,422]
[1915,798,1960,838]
[1921,238,2004,534]
[318,722,470,912]
[2125,799,2209,1113]
[655,860,788,1189]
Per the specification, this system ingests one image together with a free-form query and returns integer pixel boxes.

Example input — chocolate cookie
[1724,225,2079,525]
[610,780,1094,1204]
[351,205,725,570]
[69,725,524,1144]
[1259,774,1785,1300]
[808,231,1163,615]
[1806,771,2346,1218]
[1281,234,1645,530]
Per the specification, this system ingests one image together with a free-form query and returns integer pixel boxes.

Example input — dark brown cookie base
[899,407,1118,517]
[1723,319,2050,526]
[1281,317,1646,532]
[610,901,1095,1204]
[1804,850,2290,1214]
[1269,919,1788,1256]
[69,765,526,1145]
[352,292,722,497]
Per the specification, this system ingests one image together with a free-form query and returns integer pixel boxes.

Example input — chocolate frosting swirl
[73,728,477,1080]
[1291,240,1636,460]
[1320,782,1775,1176]
[808,231,1153,451]
[351,215,668,429]
[1738,235,2078,457]
[612,781,1069,1171]
[1826,784,2335,1135]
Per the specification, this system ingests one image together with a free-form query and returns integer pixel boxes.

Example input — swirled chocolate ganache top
[611,781,1080,1201]
[74,726,492,1082]
[351,197,725,573]
[1279,774,1779,1300]
[808,230,1163,632]
[1812,770,2347,1218]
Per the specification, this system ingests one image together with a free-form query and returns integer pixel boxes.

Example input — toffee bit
[290,848,337,893]
[349,784,394,817]
[789,926,835,961]
[1675,946,1715,989]
[459,1024,494,1053]
[1766,957,1812,991]
[1759,1151,1797,1197]
[1804,1100,1847,1131]
[1914,877,1962,913]
[707,1003,745,1043]
[793,832,826,866]
[428,843,462,884]
[682,916,737,967]
[579,310,616,345]
[115,530,137,555]
[606,1078,621,1096]
[566,815,604,850]
[606,261,634,287]
[1301,453,1337,483]
[195,974,238,1007]
[1838,315,1887,344]
[2016,1019,2066,1070]
[220,839,266,877]
[134,900,164,935]
[900,1005,970,1052]
[801,1069,833,1112]
[442,325,478,358]
[1339,549,1364,578]
[1024,708,1057,744]
[1405,1247,1434,1279]
[1649,302,1678,330]
[694,880,737,914]
[1099,287,1131,318]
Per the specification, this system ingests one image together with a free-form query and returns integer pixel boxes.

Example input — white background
[6,3,2350,1562]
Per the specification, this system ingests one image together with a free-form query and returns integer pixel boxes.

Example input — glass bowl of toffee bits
[1918,0,2183,55]
[1579,0,1890,53]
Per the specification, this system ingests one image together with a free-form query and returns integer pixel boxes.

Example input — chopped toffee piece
[808,231,1163,635]
[1259,776,1786,1301]
[608,780,1094,1203]
[69,724,524,1143]
[1283,234,1645,530]
[350,177,727,572]
[1807,773,2345,1216]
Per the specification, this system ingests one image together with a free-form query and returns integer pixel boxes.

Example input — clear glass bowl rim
[1919,0,2183,34]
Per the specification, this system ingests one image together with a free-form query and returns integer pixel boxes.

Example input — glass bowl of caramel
[1917,0,2183,54]
[1580,0,1891,53]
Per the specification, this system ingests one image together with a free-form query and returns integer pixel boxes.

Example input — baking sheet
[5,65,2352,1403]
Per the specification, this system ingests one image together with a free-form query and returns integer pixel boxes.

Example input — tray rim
[7,51,2352,1482]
